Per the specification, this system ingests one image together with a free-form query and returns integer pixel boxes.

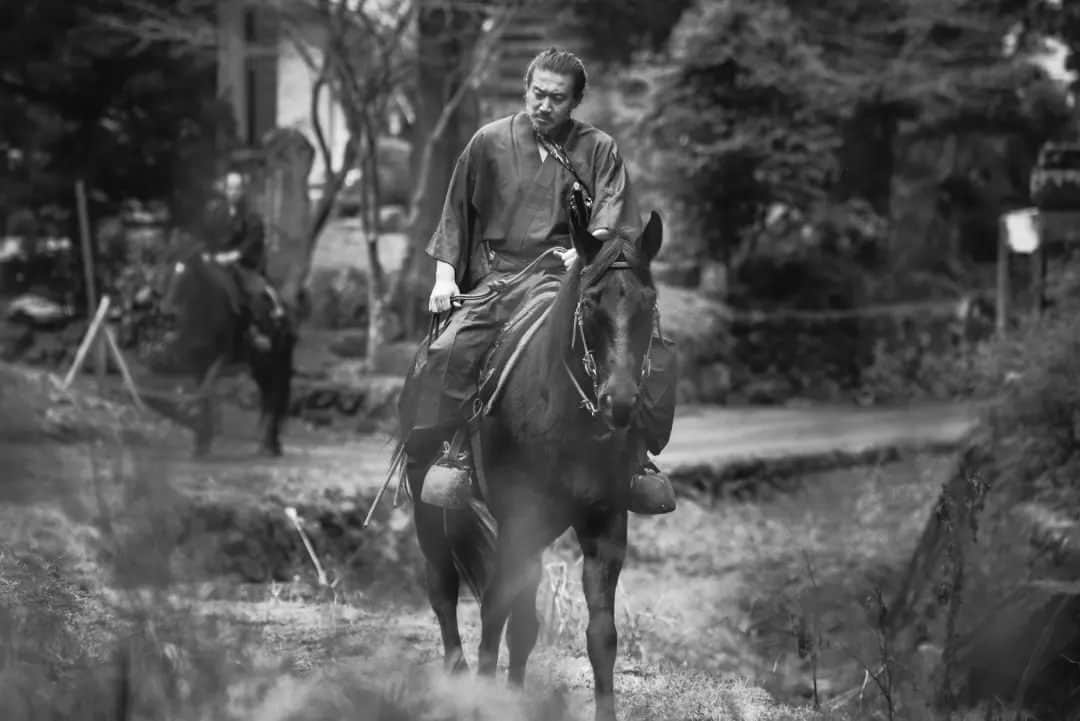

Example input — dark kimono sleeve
[426,134,480,289]
[587,138,643,240]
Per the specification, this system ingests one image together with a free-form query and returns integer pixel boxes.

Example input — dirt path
[185,399,981,498]
[658,401,979,467]
[2,364,976,720]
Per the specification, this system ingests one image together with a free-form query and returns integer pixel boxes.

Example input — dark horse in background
[393,211,667,721]
[148,237,296,457]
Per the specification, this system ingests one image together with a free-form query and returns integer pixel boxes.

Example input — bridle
[563,238,658,417]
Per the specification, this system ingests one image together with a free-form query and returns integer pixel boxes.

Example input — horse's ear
[641,211,662,261]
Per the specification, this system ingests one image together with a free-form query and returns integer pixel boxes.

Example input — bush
[892,276,1080,718]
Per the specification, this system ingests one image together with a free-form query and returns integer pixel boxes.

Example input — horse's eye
[174,261,186,274]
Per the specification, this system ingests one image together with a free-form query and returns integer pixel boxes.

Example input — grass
[0,358,972,721]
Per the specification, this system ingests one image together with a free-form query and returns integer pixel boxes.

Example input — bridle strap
[562,356,600,415]
[565,242,656,417]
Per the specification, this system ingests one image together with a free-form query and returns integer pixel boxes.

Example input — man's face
[525,69,578,135]
[223,172,244,204]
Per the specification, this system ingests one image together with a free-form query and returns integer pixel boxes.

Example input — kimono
[400,112,676,452]
[203,196,267,273]
[201,195,271,318]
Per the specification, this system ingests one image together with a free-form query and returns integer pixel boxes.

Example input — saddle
[474,280,560,418]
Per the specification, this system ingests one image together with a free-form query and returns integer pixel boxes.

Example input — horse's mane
[163,234,209,264]
[533,235,653,427]
[542,235,651,363]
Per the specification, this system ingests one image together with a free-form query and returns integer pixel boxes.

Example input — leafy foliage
[552,0,695,65]
[0,0,230,228]
[648,0,1071,269]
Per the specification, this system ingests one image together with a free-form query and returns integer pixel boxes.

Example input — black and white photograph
[1,1,1078,719]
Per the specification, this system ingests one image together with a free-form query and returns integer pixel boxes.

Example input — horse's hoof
[446,654,469,675]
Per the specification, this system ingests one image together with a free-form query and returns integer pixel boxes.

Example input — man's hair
[523,47,587,101]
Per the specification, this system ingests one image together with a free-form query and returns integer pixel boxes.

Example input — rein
[428,246,564,341]
[438,238,657,420]
[453,246,564,304]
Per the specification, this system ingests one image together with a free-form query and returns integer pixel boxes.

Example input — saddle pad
[476,283,560,415]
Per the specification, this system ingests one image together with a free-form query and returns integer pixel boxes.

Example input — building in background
[214,0,588,189]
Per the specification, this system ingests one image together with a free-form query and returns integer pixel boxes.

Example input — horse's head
[158,241,212,325]
[568,211,663,429]
[142,237,244,374]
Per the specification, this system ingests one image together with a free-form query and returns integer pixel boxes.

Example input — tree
[549,0,694,66]
[286,0,520,361]
[648,0,1071,270]
[106,0,524,364]
[0,0,229,231]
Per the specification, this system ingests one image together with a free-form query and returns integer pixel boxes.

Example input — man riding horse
[399,47,678,515]
[201,170,285,351]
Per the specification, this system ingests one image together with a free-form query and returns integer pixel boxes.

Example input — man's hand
[428,278,460,313]
[556,228,610,270]
[428,260,459,313]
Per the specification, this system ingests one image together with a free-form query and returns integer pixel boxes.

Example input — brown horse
[393,212,666,721]
[150,241,296,457]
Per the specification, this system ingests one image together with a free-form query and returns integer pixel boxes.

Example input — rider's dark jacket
[203,196,267,274]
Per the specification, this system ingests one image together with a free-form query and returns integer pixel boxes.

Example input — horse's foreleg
[506,553,543,687]
[575,510,628,721]
[477,555,516,678]
[260,370,288,457]
[415,502,468,673]
[253,344,291,457]
[193,395,214,457]
[192,357,224,458]
[478,501,563,679]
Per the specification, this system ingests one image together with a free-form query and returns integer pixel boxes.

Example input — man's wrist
[434,260,456,283]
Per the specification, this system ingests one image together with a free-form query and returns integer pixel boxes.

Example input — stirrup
[628,463,676,515]
[421,432,473,509]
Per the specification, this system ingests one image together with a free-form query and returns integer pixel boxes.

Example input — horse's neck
[500,287,595,443]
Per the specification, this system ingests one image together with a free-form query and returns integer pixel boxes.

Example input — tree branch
[309,54,335,196]
[308,136,358,252]
[403,0,522,231]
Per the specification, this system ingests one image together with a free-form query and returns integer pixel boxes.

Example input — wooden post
[62,295,111,389]
[996,218,1009,338]
[60,294,146,413]
[75,180,107,385]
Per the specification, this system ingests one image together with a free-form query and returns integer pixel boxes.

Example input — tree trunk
[363,117,390,368]
[393,2,484,339]
[835,101,896,217]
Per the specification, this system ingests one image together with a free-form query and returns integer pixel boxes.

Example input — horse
[393,211,666,721]
[149,239,296,458]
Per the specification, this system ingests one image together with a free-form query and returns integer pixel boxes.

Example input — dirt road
[199,400,981,497]
[658,401,980,468]
[2,363,978,720]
